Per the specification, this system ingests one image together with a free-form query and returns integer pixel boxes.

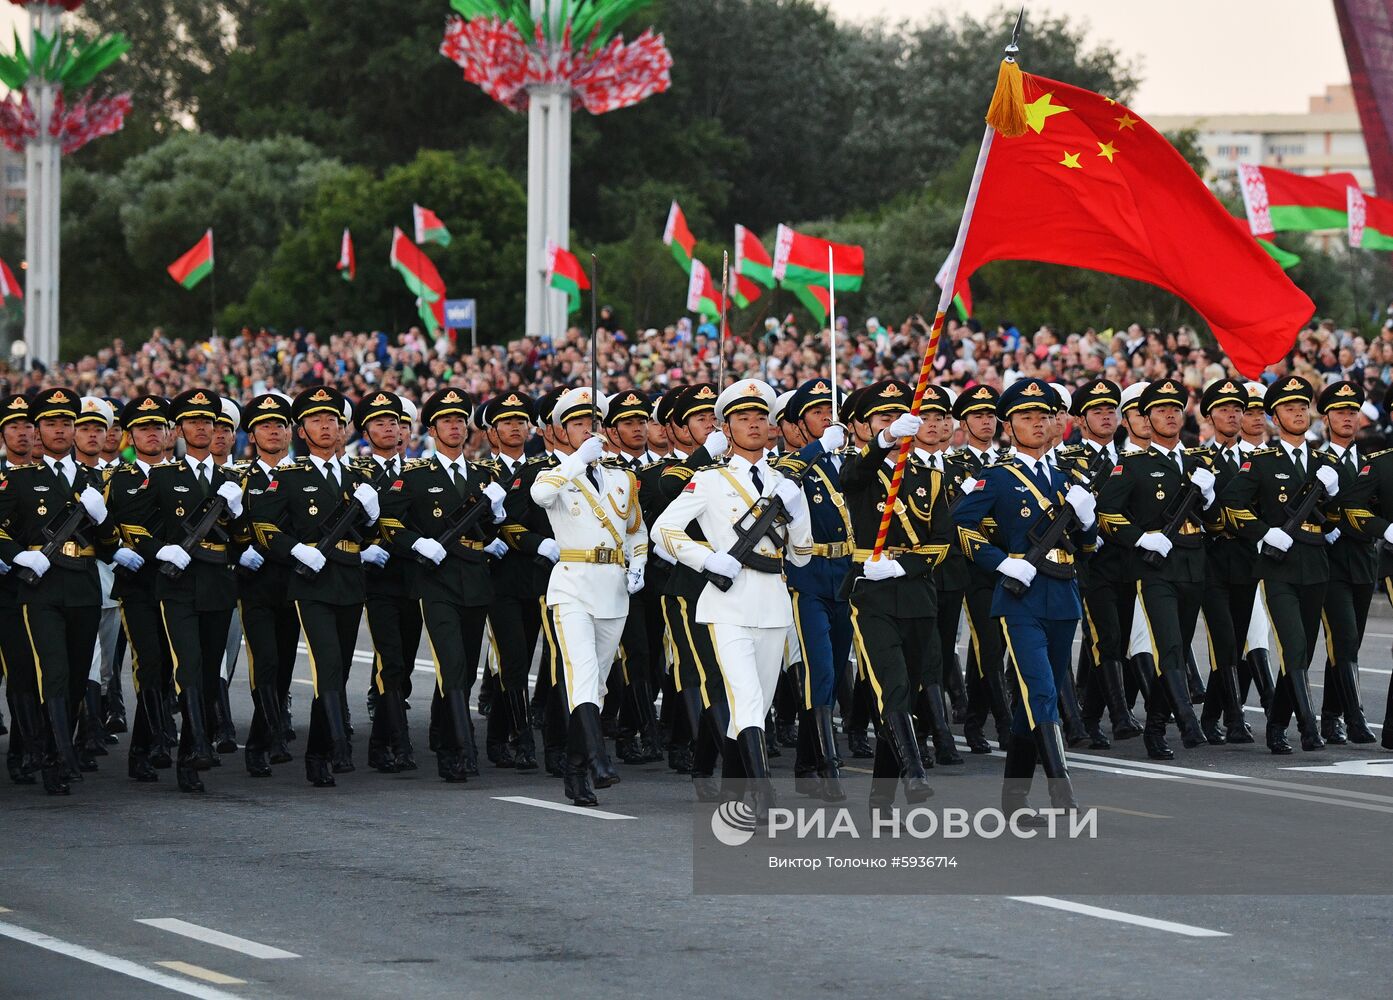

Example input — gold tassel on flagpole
[985,58,1027,137]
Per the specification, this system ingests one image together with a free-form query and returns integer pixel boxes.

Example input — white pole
[23,2,61,367]
[827,245,837,422]
[524,91,547,340]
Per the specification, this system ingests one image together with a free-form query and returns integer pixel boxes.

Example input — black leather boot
[1160,667,1206,748]
[179,689,214,771]
[83,680,110,756]
[45,695,84,780]
[139,688,172,769]
[11,693,46,777]
[565,711,597,806]
[884,711,933,803]
[485,692,517,768]
[923,684,964,765]
[305,753,336,787]
[1033,721,1079,811]
[628,674,664,762]
[213,678,237,754]
[811,705,846,802]
[1126,653,1155,707]
[982,661,1013,747]
[1185,648,1206,704]
[1001,732,1046,827]
[258,688,292,764]
[1142,687,1174,761]
[382,692,416,771]
[1289,669,1325,751]
[736,727,776,823]
[1333,661,1377,744]
[793,708,820,797]
[1198,668,1228,745]
[944,653,968,724]
[1217,664,1253,743]
[1100,659,1142,739]
[1266,721,1293,755]
[319,690,355,773]
[440,689,474,782]
[1056,670,1090,748]
[574,702,620,788]
[508,689,539,771]
[1245,649,1275,712]
[447,689,479,776]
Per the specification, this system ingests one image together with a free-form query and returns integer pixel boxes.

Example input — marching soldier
[250,386,382,785]
[74,397,119,767]
[770,378,852,800]
[840,380,954,818]
[1314,380,1378,744]
[1195,378,1259,745]
[1,394,43,787]
[953,377,1095,817]
[1218,376,1342,754]
[653,379,811,820]
[378,388,506,783]
[531,387,647,807]
[837,384,878,760]
[0,387,112,795]
[211,396,244,754]
[232,392,300,777]
[1095,379,1214,759]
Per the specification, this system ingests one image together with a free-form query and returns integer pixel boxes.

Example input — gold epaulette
[3,461,41,471]
[1366,447,1393,462]
[638,456,673,472]
[401,458,433,471]
[526,453,554,466]
[1247,446,1279,457]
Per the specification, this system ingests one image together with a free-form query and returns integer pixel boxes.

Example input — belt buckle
[594,547,613,565]
[61,541,78,557]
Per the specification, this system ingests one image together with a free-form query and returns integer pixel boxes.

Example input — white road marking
[1283,759,1393,777]
[493,795,636,820]
[1009,896,1229,937]
[155,962,246,985]
[0,919,245,1000]
[136,918,299,959]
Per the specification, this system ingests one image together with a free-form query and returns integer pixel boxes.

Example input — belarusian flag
[782,280,830,327]
[686,259,723,318]
[167,229,214,290]
[1256,238,1301,270]
[947,69,1313,378]
[772,225,864,292]
[413,204,452,247]
[0,257,22,301]
[1238,164,1359,239]
[389,227,446,337]
[732,272,762,310]
[336,228,356,282]
[546,239,590,314]
[663,200,696,273]
[734,224,774,288]
[1348,186,1393,250]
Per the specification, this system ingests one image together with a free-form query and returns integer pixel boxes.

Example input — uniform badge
[433,506,443,518]
[36,502,47,516]
[308,502,318,516]
[812,492,824,503]
[915,487,927,497]
[1155,487,1166,501]
[174,506,183,518]
[174,485,189,493]
[1020,503,1031,519]
[429,486,444,493]
[1277,491,1287,504]
[391,479,404,491]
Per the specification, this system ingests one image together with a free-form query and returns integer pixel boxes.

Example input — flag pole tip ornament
[985,9,1029,138]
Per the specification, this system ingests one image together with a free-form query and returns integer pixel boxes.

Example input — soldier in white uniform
[530,387,648,807]
[652,379,813,819]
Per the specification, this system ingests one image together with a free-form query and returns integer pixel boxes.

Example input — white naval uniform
[652,454,813,737]
[531,455,647,712]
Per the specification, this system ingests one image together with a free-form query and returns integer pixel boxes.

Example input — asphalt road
[3,605,1392,999]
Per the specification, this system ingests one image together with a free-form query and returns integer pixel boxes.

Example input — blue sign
[444,298,476,330]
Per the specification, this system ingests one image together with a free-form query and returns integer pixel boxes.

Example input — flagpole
[869,14,1025,560]
[828,245,839,423]
[589,252,600,434]
[209,245,217,340]
[718,251,729,389]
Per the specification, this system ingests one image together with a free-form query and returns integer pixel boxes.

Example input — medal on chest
[36,501,47,516]
[1277,488,1288,504]
[308,501,318,516]
[875,498,906,514]
[432,505,443,518]
[1155,485,1166,501]
[812,492,823,504]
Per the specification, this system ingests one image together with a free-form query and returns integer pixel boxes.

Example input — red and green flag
[782,280,830,327]
[1348,187,1393,251]
[686,259,723,318]
[664,200,696,273]
[0,257,21,301]
[947,69,1314,378]
[413,203,452,247]
[546,239,590,314]
[772,225,864,292]
[166,229,214,290]
[935,255,972,319]
[336,228,356,282]
[731,272,762,309]
[1238,164,1359,240]
[1256,238,1301,270]
[734,224,774,288]
[389,227,446,337]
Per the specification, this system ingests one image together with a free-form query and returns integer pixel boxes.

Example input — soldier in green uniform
[120,388,248,792]
[837,384,878,760]
[1218,376,1342,754]
[0,393,43,786]
[231,392,300,777]
[250,386,383,786]
[378,387,507,783]
[840,380,953,817]
[0,387,112,794]
[1096,379,1215,760]
[107,394,176,782]
[1313,380,1378,744]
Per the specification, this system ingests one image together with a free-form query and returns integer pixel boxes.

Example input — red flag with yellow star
[952,73,1313,378]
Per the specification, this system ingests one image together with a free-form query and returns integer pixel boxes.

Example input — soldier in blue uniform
[952,377,1096,816]
[771,378,852,802]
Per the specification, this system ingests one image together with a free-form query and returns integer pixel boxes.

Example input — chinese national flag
[952,72,1313,378]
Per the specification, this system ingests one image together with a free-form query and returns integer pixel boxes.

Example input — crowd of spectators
[2,307,1389,458]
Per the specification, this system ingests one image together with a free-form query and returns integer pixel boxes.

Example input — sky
[824,0,1351,115]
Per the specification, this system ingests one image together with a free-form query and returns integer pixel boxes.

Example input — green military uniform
[1095,379,1212,759]
[378,387,501,783]
[1218,376,1340,754]
[840,380,952,813]
[250,386,376,786]
[0,394,42,786]
[0,388,111,794]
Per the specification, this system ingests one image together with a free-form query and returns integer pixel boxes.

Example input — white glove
[537,538,561,563]
[1065,484,1096,527]
[819,424,845,452]
[482,482,507,505]
[862,555,905,581]
[1383,524,1393,546]
[1136,531,1172,557]
[958,477,982,496]
[703,550,743,580]
[997,556,1036,587]
[156,544,191,571]
[1316,465,1340,497]
[886,413,923,440]
[1325,528,1341,546]
[1189,468,1216,493]
[361,543,391,567]
[352,482,380,520]
[1262,526,1293,553]
[626,566,645,594]
[774,478,805,514]
[575,435,606,466]
[484,538,508,559]
[290,542,326,573]
[78,486,107,523]
[703,429,729,459]
[411,537,447,565]
[1362,400,1380,423]
[13,550,50,578]
[215,481,244,518]
[113,547,144,572]
[238,547,264,571]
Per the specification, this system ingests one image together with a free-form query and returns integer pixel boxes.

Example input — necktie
[391,458,401,477]
[1293,447,1305,479]
[751,466,764,494]
[452,460,468,496]
[585,465,600,491]
[326,460,340,492]
[1033,460,1047,485]
[196,461,210,495]
[1342,448,1355,476]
